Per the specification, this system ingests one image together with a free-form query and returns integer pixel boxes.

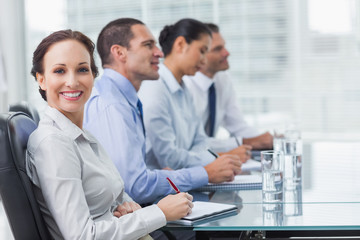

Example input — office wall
[2,0,360,138]
[62,0,360,138]
[0,0,27,112]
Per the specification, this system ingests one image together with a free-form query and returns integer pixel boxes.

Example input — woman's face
[181,34,211,76]
[37,39,94,122]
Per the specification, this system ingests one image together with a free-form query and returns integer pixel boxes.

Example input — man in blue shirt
[84,18,241,204]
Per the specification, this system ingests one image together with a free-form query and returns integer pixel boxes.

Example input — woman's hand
[157,192,193,221]
[113,201,142,218]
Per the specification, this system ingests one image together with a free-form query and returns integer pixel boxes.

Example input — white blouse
[26,106,166,240]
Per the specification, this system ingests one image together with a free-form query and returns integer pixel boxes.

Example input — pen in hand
[207,148,219,158]
[166,177,180,194]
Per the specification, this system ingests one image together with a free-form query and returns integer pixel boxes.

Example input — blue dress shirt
[138,64,215,170]
[84,68,208,204]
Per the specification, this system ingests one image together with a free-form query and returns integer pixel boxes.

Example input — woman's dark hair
[31,29,98,101]
[159,18,212,57]
[97,18,144,67]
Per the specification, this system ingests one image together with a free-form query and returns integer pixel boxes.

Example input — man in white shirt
[183,23,273,151]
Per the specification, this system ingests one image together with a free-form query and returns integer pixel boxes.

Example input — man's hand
[219,145,252,163]
[205,154,242,183]
[243,132,273,150]
[113,201,142,218]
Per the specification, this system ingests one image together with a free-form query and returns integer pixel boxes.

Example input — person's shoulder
[214,71,236,93]
[183,74,195,83]
[87,80,129,114]
[183,75,196,88]
[95,79,127,104]
[214,71,232,83]
[140,79,165,91]
[138,79,168,101]
[27,120,70,154]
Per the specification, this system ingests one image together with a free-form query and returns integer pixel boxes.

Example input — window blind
[25,0,360,139]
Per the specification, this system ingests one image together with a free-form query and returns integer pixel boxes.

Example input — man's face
[126,24,164,81]
[202,32,230,76]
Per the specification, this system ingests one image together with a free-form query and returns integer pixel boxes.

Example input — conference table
[165,140,360,239]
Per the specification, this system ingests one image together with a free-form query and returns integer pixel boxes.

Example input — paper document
[241,159,261,172]
[169,201,237,225]
[195,174,262,191]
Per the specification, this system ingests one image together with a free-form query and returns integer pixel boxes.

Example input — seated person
[26,29,193,239]
[84,18,240,203]
[138,18,251,171]
[183,23,273,151]
[84,18,242,205]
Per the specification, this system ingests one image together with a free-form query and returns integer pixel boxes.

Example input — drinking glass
[284,184,303,216]
[261,150,284,203]
[283,139,302,189]
[273,128,286,152]
[263,202,284,226]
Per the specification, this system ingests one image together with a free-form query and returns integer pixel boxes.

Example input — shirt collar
[44,106,96,143]
[103,68,139,108]
[159,64,184,94]
[191,71,214,92]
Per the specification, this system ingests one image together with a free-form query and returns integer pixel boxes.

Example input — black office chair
[9,101,40,125]
[0,112,51,239]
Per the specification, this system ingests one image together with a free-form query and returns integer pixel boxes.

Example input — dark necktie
[207,83,216,137]
[137,99,145,136]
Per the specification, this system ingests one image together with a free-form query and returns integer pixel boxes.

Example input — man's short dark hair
[97,18,144,66]
[204,23,219,33]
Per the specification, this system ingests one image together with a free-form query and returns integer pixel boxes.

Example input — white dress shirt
[26,106,166,240]
[138,64,215,170]
[183,71,259,152]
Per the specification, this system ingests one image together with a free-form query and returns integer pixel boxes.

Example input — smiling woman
[26,29,194,240]
[30,30,98,127]
[35,40,94,127]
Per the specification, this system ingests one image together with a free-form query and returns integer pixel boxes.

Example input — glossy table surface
[168,141,360,231]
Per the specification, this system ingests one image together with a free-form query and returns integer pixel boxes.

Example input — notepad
[195,174,262,191]
[241,159,261,172]
[169,201,237,226]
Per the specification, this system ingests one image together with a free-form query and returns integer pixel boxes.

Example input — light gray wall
[0,0,27,112]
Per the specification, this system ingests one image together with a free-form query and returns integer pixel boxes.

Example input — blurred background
[1,0,360,238]
[2,0,360,140]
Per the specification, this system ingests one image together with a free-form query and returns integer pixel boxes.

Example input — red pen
[166,177,180,194]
